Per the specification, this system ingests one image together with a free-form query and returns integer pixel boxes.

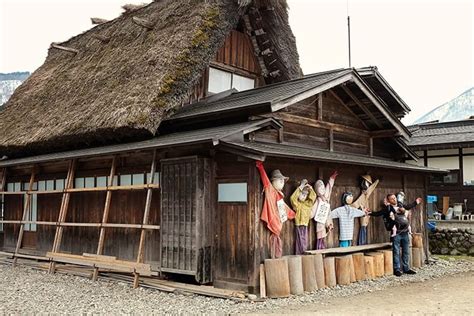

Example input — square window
[208,67,232,94]
[218,183,247,203]
[232,74,254,91]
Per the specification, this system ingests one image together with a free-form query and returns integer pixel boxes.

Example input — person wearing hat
[330,192,369,247]
[310,171,338,249]
[290,179,317,254]
[256,161,295,258]
[351,174,379,245]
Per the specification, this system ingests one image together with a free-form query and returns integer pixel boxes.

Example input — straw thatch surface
[0,0,301,157]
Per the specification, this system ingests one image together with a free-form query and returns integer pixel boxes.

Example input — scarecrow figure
[311,171,338,249]
[290,179,317,255]
[330,192,368,247]
[351,174,379,245]
[256,161,295,258]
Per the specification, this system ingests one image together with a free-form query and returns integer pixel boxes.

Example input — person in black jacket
[369,193,422,276]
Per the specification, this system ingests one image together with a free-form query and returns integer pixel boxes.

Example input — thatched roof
[0,0,301,158]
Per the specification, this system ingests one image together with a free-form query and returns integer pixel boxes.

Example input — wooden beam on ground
[13,169,36,266]
[50,43,79,54]
[132,17,154,30]
[93,156,116,281]
[49,159,76,273]
[341,84,383,128]
[304,242,391,255]
[133,150,157,288]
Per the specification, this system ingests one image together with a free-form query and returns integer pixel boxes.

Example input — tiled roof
[407,120,474,147]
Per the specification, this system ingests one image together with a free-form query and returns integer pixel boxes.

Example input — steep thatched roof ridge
[0,0,301,158]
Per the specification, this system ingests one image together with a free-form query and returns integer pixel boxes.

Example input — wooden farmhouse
[0,0,442,293]
[406,119,474,216]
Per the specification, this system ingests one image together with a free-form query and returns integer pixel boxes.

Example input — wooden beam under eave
[329,128,334,152]
[328,89,369,130]
[369,137,374,157]
[317,93,323,121]
[341,84,383,129]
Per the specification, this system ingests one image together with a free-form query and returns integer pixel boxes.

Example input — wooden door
[214,181,249,286]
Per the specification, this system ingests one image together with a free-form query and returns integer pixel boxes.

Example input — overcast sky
[1,0,472,123]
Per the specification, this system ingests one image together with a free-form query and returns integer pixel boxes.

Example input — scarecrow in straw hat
[290,179,316,255]
[330,192,369,247]
[351,174,379,245]
[310,171,338,249]
[256,161,295,258]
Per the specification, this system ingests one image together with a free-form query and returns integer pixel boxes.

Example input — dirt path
[251,271,474,315]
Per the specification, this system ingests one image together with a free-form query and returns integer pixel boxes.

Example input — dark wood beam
[328,89,369,130]
[369,129,398,138]
[341,84,383,128]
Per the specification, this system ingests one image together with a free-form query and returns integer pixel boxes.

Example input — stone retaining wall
[429,228,474,256]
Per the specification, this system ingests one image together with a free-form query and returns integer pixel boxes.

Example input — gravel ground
[0,257,473,315]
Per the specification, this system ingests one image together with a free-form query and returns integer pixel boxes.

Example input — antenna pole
[347,15,352,68]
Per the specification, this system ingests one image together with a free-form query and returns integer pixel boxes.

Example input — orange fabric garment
[257,162,295,236]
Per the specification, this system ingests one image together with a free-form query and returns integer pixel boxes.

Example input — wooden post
[364,256,375,279]
[323,256,336,287]
[352,253,366,281]
[49,159,76,273]
[329,128,334,152]
[287,256,304,295]
[349,255,356,282]
[264,258,291,298]
[301,255,317,292]
[317,93,323,121]
[378,249,393,276]
[259,263,266,298]
[367,252,384,277]
[335,256,351,285]
[133,150,157,288]
[13,169,36,266]
[313,254,326,289]
[412,233,423,248]
[92,156,117,281]
[412,248,422,268]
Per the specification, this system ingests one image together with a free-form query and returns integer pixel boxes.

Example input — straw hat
[361,174,373,184]
[270,169,289,181]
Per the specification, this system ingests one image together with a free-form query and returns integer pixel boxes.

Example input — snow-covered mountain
[0,72,30,107]
[414,88,474,124]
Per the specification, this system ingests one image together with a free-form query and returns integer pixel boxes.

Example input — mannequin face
[271,178,285,191]
[345,194,354,205]
[397,193,405,204]
[315,180,325,196]
[298,190,309,202]
[361,179,370,191]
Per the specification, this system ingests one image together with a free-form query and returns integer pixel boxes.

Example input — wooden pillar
[329,128,334,152]
[369,137,374,157]
[317,93,323,121]
[323,256,336,287]
[313,254,326,288]
[259,263,266,298]
[13,169,36,266]
[364,256,375,279]
[352,253,366,281]
[378,249,393,276]
[264,258,291,298]
[248,161,261,293]
[49,159,76,273]
[412,248,422,268]
[367,252,384,277]
[133,150,157,288]
[287,256,304,295]
[92,156,117,281]
[301,255,317,292]
[335,256,351,285]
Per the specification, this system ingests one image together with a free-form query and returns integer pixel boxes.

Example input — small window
[38,181,46,191]
[133,174,145,185]
[232,74,254,91]
[46,180,55,191]
[75,177,85,189]
[55,179,65,190]
[218,183,247,203]
[96,176,107,188]
[84,177,95,188]
[429,170,459,185]
[146,172,160,185]
[208,67,232,94]
[120,174,132,186]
